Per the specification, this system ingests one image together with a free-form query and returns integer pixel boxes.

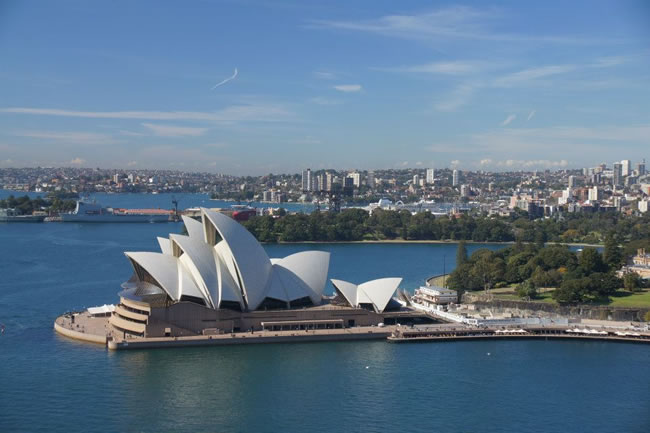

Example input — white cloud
[435,84,475,112]
[309,97,342,105]
[13,130,118,145]
[126,160,138,166]
[69,157,86,165]
[311,6,615,44]
[527,110,536,121]
[333,84,362,93]
[211,68,238,90]
[314,71,336,80]
[382,61,489,75]
[415,161,423,166]
[450,160,461,167]
[501,114,516,126]
[480,158,492,165]
[141,123,208,137]
[2,104,295,123]
[494,65,576,87]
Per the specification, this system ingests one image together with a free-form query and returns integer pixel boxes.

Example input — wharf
[388,325,650,344]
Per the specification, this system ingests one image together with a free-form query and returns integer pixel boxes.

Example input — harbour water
[1,193,650,432]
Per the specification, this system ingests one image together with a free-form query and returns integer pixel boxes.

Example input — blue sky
[1,0,649,175]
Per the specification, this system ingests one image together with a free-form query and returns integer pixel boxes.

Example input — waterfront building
[108,209,405,338]
[412,286,458,306]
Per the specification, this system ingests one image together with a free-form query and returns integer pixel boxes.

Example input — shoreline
[265,240,604,247]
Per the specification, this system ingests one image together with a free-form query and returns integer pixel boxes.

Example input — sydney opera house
[109,208,407,338]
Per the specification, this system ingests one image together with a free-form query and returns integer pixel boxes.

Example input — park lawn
[606,289,650,308]
[493,291,556,304]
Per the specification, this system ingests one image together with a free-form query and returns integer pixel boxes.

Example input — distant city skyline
[1,1,649,175]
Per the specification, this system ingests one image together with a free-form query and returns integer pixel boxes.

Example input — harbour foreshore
[54,312,650,350]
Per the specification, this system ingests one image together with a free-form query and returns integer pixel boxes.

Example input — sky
[0,0,649,175]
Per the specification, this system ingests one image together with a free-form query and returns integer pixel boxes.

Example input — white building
[413,286,458,306]
[621,160,632,177]
[426,168,435,184]
[639,199,649,213]
[588,186,601,202]
[452,169,459,187]
[348,172,361,188]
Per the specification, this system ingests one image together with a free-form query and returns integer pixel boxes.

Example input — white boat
[61,200,171,223]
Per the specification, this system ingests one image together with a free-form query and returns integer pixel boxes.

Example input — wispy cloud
[494,65,576,87]
[527,110,536,121]
[69,157,86,165]
[141,123,208,137]
[13,130,119,145]
[333,84,362,93]
[379,60,493,75]
[501,114,516,126]
[309,97,342,105]
[311,6,619,45]
[2,104,295,123]
[211,68,238,90]
[314,71,336,80]
[435,84,475,112]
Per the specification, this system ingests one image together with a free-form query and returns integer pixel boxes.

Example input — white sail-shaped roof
[274,251,330,304]
[182,215,204,240]
[170,234,218,308]
[157,237,172,255]
[201,208,272,310]
[124,251,201,303]
[123,208,332,312]
[330,277,402,313]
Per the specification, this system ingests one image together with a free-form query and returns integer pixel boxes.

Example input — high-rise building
[426,168,435,184]
[412,174,420,187]
[347,172,361,188]
[460,184,469,197]
[324,172,334,192]
[366,171,375,189]
[588,186,600,201]
[568,175,576,189]
[452,169,459,187]
[613,163,622,187]
[301,168,313,192]
[637,160,646,177]
[621,160,632,177]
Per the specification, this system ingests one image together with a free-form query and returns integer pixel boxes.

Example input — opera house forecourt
[54,208,418,349]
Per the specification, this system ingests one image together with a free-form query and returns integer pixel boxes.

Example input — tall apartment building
[426,168,435,184]
[621,160,632,177]
[613,163,622,187]
[366,171,375,189]
[347,172,361,188]
[452,169,459,187]
[301,168,313,192]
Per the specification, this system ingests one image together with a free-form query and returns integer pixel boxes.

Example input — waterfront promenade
[54,311,650,350]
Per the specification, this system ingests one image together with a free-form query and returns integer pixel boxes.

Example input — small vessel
[0,208,46,223]
[61,200,172,223]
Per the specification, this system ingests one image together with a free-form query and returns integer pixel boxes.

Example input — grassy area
[491,288,650,308]
[602,289,650,308]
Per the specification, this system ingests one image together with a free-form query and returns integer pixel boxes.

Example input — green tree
[456,240,468,266]
[623,271,642,292]
[603,235,623,270]
[516,280,537,299]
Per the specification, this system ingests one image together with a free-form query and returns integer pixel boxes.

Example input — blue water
[0,189,315,213]
[1,205,649,432]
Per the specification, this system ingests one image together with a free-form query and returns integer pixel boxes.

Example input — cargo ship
[61,200,172,223]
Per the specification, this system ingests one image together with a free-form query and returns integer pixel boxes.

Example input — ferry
[61,200,172,223]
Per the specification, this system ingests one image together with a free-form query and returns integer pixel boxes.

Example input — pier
[388,325,650,344]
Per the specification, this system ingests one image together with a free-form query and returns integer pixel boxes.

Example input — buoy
[487,352,491,356]
[365,366,369,369]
